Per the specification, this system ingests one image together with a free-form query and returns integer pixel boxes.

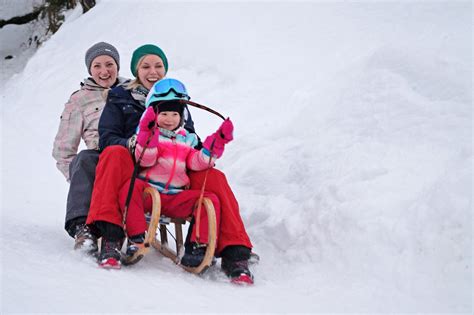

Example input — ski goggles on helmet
[147,78,190,106]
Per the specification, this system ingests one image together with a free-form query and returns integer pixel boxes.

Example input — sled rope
[152,99,226,121]
[194,138,216,243]
[178,99,225,121]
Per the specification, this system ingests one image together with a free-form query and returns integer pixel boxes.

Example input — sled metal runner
[123,187,217,274]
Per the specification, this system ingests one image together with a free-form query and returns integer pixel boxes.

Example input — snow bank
[1,1,471,313]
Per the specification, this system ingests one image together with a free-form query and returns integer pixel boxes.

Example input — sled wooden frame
[142,186,217,274]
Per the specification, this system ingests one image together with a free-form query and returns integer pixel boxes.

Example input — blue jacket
[98,85,196,151]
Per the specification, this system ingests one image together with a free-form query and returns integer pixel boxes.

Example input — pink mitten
[217,118,234,143]
[137,107,158,147]
[139,106,157,131]
[202,118,234,158]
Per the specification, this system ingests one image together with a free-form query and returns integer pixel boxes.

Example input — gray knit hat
[85,42,120,74]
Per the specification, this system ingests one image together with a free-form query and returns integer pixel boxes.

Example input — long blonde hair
[125,55,147,90]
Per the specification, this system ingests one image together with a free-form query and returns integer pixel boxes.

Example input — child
[116,79,233,269]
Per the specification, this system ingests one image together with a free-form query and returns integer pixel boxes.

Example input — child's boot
[180,243,207,267]
[122,233,148,266]
[98,238,123,269]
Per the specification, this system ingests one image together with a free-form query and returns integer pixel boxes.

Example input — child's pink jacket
[134,127,216,194]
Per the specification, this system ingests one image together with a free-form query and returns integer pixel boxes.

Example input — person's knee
[209,168,225,180]
[76,149,100,161]
[99,145,132,167]
[101,145,129,158]
[70,150,99,174]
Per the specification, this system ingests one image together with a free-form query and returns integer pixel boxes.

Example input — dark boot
[221,245,254,284]
[180,243,207,267]
[98,238,123,269]
[74,223,98,254]
[122,233,148,266]
[93,221,124,269]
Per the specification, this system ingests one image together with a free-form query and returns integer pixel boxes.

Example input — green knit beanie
[130,44,168,76]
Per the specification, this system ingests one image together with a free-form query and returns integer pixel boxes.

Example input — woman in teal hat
[127,44,169,90]
[86,44,254,283]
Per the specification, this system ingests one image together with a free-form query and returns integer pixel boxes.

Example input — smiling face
[137,55,166,90]
[90,55,118,88]
[157,111,181,131]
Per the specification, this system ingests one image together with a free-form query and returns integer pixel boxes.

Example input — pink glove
[217,118,234,142]
[139,106,157,131]
[137,107,158,148]
[202,118,234,158]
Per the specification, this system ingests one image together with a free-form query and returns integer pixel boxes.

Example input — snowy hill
[1,0,472,313]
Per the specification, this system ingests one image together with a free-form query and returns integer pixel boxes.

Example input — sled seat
[143,187,217,274]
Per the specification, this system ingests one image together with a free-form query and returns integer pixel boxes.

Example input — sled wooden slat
[181,197,216,274]
[144,187,161,248]
[121,187,160,265]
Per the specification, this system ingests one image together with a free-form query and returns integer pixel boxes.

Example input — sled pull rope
[194,138,216,243]
[152,99,225,121]
[179,99,225,121]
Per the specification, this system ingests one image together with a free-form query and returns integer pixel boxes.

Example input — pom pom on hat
[130,44,168,77]
[85,42,120,75]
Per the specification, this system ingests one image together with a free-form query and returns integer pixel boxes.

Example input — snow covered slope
[1,1,471,313]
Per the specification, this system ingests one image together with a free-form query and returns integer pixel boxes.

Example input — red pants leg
[160,191,221,245]
[86,146,134,227]
[118,178,151,237]
[188,168,252,254]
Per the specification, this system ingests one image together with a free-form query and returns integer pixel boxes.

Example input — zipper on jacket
[163,137,178,192]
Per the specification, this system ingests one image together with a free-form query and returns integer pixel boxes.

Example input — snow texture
[1,0,472,314]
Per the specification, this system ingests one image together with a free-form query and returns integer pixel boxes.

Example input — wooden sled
[123,187,217,275]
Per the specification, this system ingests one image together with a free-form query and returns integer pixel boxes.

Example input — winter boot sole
[231,273,254,285]
[99,257,121,269]
[230,273,253,285]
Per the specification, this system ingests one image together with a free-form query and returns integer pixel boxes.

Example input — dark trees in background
[0,0,96,48]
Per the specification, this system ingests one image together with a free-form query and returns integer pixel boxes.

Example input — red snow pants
[86,145,253,254]
[188,169,252,254]
[118,177,221,245]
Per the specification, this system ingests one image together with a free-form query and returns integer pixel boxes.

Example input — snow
[1,0,472,313]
